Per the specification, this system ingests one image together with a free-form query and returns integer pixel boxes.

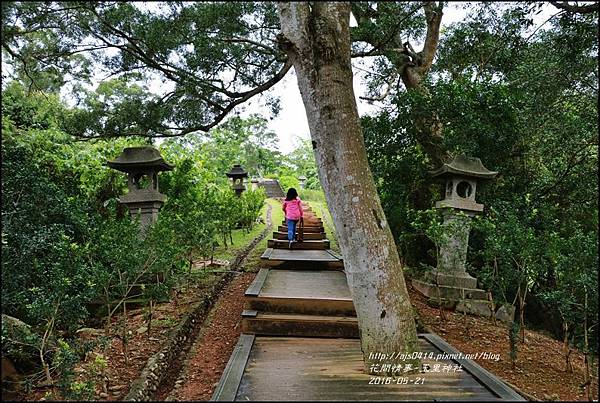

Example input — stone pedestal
[437,210,473,275]
[413,209,483,302]
[412,210,492,317]
[119,190,166,232]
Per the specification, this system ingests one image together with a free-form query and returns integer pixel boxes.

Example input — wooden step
[260,248,344,270]
[246,296,355,316]
[245,269,355,316]
[278,225,324,233]
[241,311,359,338]
[268,239,330,250]
[281,219,322,225]
[273,231,326,240]
[212,335,523,401]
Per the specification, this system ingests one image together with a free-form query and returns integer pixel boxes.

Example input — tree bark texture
[277,2,419,372]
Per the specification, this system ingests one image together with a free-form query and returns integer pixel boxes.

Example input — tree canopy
[2,0,598,392]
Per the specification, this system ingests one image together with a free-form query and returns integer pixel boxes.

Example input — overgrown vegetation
[1,82,273,398]
[362,2,598,367]
[2,1,597,400]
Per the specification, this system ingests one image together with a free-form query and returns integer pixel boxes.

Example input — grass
[299,188,326,203]
[303,199,340,253]
[211,200,270,262]
[268,197,286,228]
[243,198,284,272]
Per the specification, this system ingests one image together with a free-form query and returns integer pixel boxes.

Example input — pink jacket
[282,197,303,220]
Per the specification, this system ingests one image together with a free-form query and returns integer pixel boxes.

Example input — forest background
[1,1,597,399]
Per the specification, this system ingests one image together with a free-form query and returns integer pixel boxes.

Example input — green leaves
[3,1,288,138]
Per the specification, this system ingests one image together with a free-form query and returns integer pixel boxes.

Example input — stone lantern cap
[430,155,497,180]
[107,146,174,173]
[298,175,307,180]
[226,164,248,179]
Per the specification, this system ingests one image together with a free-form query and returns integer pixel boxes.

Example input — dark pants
[286,219,298,241]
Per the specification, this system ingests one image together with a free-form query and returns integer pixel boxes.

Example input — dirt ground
[15,269,226,401]
[165,272,256,401]
[160,275,598,402]
[409,283,599,401]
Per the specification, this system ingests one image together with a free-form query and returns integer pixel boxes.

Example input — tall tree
[350,1,447,165]
[3,0,421,372]
[277,2,418,371]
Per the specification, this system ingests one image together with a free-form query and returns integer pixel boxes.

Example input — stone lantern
[298,175,307,189]
[107,146,174,231]
[250,178,259,191]
[226,164,248,196]
[413,155,498,316]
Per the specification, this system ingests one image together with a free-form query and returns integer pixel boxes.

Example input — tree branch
[419,1,444,74]
[76,59,293,139]
[550,1,599,14]
[218,37,277,54]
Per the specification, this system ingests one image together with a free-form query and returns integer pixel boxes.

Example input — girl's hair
[285,188,298,201]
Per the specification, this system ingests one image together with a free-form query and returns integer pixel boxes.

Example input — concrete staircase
[258,179,285,198]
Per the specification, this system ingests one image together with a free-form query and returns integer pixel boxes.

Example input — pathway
[212,202,524,401]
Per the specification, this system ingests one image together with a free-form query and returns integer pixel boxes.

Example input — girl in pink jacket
[282,188,303,247]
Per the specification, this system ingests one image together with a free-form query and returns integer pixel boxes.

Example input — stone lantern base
[124,201,163,229]
[412,274,513,324]
[119,191,165,231]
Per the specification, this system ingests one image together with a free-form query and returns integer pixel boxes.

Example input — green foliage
[284,138,322,190]
[363,3,598,353]
[2,123,96,332]
[407,208,447,264]
[1,80,270,390]
[53,339,95,401]
[300,189,326,204]
[2,2,285,137]
[277,174,300,192]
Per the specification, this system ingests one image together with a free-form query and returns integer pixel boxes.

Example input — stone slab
[412,279,487,300]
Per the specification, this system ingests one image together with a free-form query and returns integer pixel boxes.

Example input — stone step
[241,310,359,338]
[268,239,330,250]
[422,271,478,289]
[258,180,285,198]
[273,231,326,240]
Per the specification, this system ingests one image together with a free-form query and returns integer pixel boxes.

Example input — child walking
[282,188,303,248]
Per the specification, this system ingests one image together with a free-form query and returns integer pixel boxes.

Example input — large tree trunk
[277,2,419,373]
